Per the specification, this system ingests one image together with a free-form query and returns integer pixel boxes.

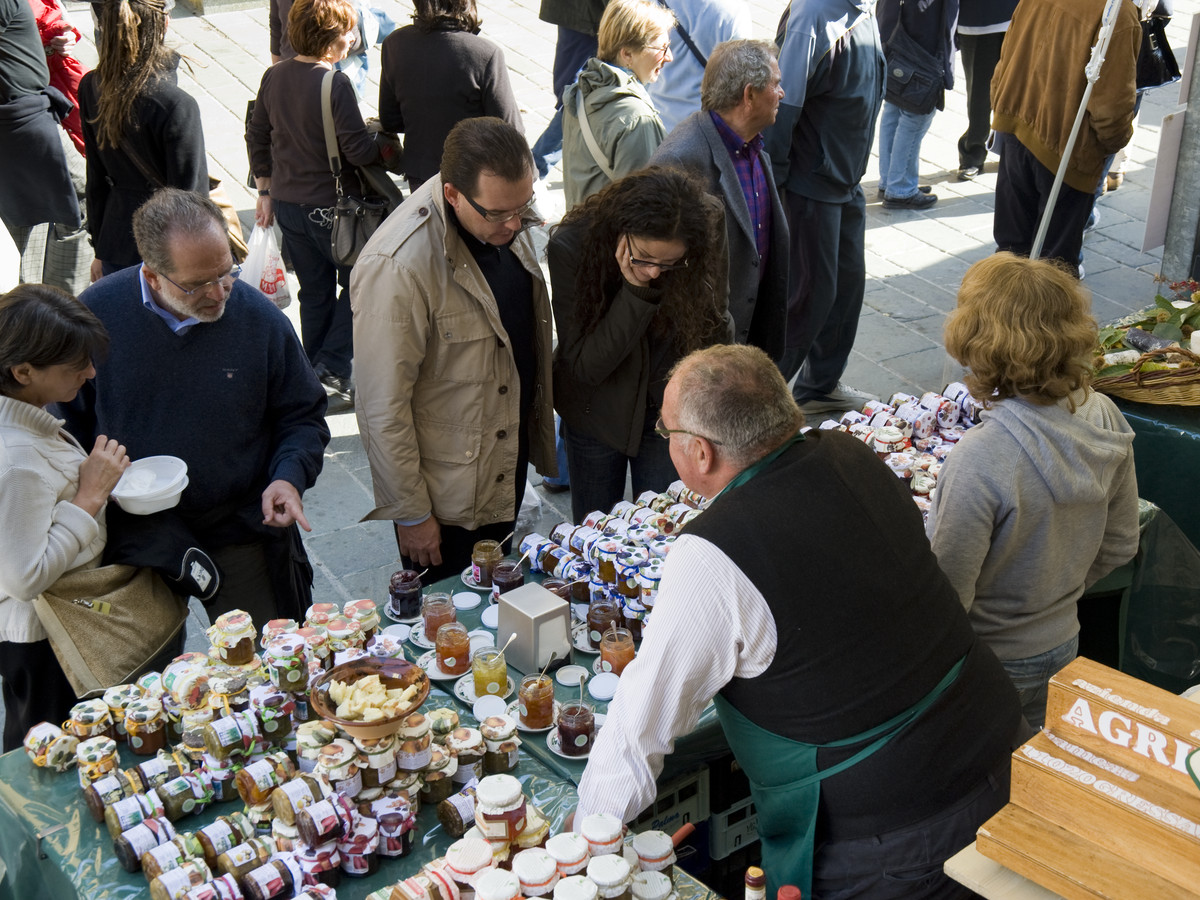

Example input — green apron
[713,657,965,899]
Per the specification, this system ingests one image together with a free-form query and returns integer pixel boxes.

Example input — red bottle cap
[777,887,802,900]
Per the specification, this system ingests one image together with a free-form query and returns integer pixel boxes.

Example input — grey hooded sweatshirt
[926,389,1138,661]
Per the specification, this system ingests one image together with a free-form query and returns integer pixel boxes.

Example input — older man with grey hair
[649,39,788,362]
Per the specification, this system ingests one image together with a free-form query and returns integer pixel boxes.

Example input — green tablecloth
[0,573,727,900]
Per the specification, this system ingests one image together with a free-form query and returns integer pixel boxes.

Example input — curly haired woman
[549,166,730,521]
[926,252,1139,727]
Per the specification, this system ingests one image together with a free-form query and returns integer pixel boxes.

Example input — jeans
[562,422,678,523]
[1001,634,1079,730]
[274,199,353,377]
[878,101,936,200]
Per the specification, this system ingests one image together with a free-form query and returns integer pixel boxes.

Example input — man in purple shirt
[649,39,789,361]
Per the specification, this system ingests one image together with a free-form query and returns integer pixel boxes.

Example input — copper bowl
[308,656,430,740]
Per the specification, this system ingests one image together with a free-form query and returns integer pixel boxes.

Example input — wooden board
[976,805,1196,900]
[1045,658,1200,796]
[1009,730,1200,889]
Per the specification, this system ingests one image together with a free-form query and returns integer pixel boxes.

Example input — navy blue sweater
[60,268,329,530]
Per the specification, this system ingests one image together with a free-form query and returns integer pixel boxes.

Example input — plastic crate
[631,767,710,834]
[709,795,759,859]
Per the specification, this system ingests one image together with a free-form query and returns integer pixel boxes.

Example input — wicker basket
[1093,346,1200,405]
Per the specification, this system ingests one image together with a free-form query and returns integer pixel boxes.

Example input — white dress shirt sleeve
[574,533,777,826]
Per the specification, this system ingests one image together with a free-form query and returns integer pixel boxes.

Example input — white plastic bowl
[111,456,188,501]
[114,475,188,515]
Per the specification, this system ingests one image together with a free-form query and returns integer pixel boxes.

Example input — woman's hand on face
[255,194,274,228]
[72,436,131,516]
[616,234,652,289]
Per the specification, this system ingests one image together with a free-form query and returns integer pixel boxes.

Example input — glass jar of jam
[66,697,115,741]
[586,600,621,650]
[130,752,187,794]
[491,560,525,602]
[296,792,356,846]
[475,774,527,842]
[296,624,331,671]
[436,622,471,675]
[214,835,273,881]
[75,735,119,788]
[259,617,298,649]
[83,768,138,822]
[206,674,250,717]
[513,847,560,897]
[271,772,331,825]
[617,597,645,642]
[447,727,484,783]
[419,745,457,804]
[580,813,623,857]
[235,750,296,806]
[105,791,166,839]
[343,598,381,644]
[23,721,77,772]
[472,647,508,699]
[546,832,590,878]
[207,610,257,666]
[203,710,260,761]
[125,698,167,755]
[556,703,595,757]
[295,720,337,774]
[295,842,342,889]
[518,674,555,730]
[472,539,504,588]
[422,592,457,641]
[147,858,211,900]
[351,735,397,788]
[314,739,364,798]
[263,635,309,692]
[481,715,520,775]
[337,812,380,876]
[242,855,297,899]
[157,770,213,821]
[324,615,364,653]
[114,815,176,872]
[196,811,254,869]
[388,569,423,620]
[141,832,204,881]
[271,817,299,854]
[305,602,340,628]
[103,683,143,742]
[539,578,571,601]
[599,628,635,676]
[250,686,293,745]
[630,830,674,877]
[587,855,633,900]
[374,793,416,858]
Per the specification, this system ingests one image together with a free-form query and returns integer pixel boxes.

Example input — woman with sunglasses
[561,0,675,209]
[549,166,729,521]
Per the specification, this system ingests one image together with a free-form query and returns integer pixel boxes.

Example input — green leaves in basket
[1153,322,1185,343]
[1098,325,1126,350]
[1096,364,1133,378]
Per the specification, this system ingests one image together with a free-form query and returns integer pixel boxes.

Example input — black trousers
[1,638,79,753]
[778,188,868,402]
[993,133,1093,278]
[957,31,1006,170]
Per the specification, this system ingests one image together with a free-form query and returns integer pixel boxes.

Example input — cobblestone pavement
[53,0,1200,628]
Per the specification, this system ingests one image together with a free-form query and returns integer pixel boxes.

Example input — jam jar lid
[306,602,340,622]
[76,735,117,762]
[448,727,484,753]
[136,671,165,698]
[445,837,494,880]
[422,745,453,774]
[209,610,256,646]
[545,832,589,864]
[366,635,405,659]
[344,599,380,625]
[512,848,559,887]
[208,673,248,695]
[125,697,164,724]
[476,867,522,900]
[554,875,598,900]
[479,716,517,742]
[586,855,632,889]
[427,708,460,737]
[265,635,307,661]
[476,774,522,811]
[325,616,361,641]
[102,684,142,710]
[631,872,671,900]
[316,739,358,771]
[397,712,430,739]
[630,831,672,859]
[296,721,338,750]
[580,813,623,844]
[70,698,112,724]
[296,624,329,648]
[261,618,299,645]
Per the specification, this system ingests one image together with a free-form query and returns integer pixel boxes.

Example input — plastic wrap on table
[1122,502,1200,693]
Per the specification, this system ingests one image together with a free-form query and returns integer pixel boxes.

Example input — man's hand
[395,517,442,568]
[262,479,310,531]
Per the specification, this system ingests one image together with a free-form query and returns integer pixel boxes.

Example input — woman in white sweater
[0,284,129,750]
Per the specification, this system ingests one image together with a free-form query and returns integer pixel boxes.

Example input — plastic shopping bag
[241,224,291,309]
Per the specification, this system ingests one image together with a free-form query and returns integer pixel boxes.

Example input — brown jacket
[990,0,1140,194]
[350,175,556,530]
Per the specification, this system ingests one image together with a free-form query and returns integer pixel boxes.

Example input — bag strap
[320,68,345,198]
[123,141,167,189]
[576,88,617,181]
[654,0,707,68]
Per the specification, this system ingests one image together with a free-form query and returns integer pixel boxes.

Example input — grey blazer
[650,110,790,361]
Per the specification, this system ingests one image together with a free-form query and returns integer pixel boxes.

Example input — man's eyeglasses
[160,265,242,296]
[654,414,723,445]
[463,192,542,227]
[628,237,688,272]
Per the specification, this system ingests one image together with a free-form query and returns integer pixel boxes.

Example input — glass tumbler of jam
[557,702,595,757]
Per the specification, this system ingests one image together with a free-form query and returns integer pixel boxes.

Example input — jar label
[333,770,362,798]
[212,718,241,747]
[280,779,314,810]
[601,661,612,672]
[156,865,198,895]
[444,657,456,668]
[447,790,476,822]
[146,841,184,872]
[226,843,256,866]
[375,759,397,784]
[342,852,370,873]
[124,823,164,857]
[92,774,122,800]
[518,704,527,718]
[130,735,143,749]
[181,798,196,814]
[485,682,500,695]
[246,761,277,791]
[589,630,601,643]
[115,797,148,830]
[263,719,278,733]
[574,734,589,748]
[248,864,284,895]
[204,819,235,853]
[141,758,168,782]
[474,816,510,840]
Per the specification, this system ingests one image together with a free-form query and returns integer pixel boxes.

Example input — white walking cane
[1030,0,1129,260]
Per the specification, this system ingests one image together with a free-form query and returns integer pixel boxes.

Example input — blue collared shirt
[710,111,771,269]
[138,264,200,335]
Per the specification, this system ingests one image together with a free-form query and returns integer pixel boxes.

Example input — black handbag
[1137,15,1180,91]
[321,70,399,266]
[882,3,944,116]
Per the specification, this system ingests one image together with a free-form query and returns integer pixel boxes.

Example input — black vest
[685,431,1021,838]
